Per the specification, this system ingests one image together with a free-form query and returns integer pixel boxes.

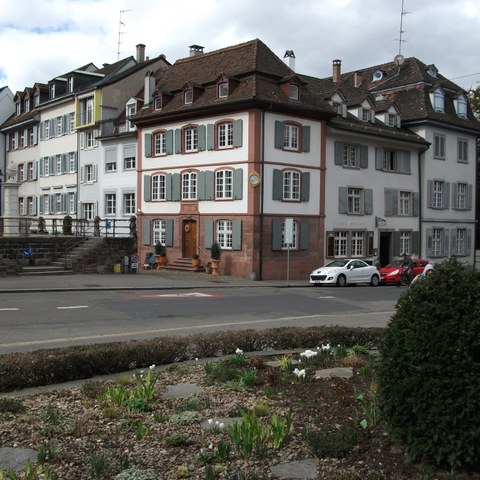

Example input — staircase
[160,257,205,272]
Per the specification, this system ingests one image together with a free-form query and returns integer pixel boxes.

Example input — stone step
[18,265,73,276]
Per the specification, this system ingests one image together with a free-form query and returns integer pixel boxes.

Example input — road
[0,285,404,354]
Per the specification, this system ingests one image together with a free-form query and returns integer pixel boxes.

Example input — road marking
[57,306,89,310]
[318,296,335,299]
[132,292,224,298]
[0,311,395,349]
[0,308,19,311]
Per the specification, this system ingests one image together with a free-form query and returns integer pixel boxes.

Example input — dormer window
[372,70,383,81]
[50,84,55,99]
[218,82,228,98]
[433,88,445,113]
[24,98,30,112]
[455,95,468,118]
[428,65,438,78]
[184,89,193,105]
[289,84,299,100]
[126,100,137,132]
[16,102,21,115]
[67,77,74,93]
[33,94,40,107]
[361,108,372,122]
[386,113,399,127]
[154,96,162,110]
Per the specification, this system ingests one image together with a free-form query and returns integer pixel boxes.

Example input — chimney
[189,44,204,57]
[284,50,296,71]
[333,59,341,84]
[354,72,363,88]
[136,44,146,63]
[144,71,155,107]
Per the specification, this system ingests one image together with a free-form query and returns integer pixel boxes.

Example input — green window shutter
[175,129,182,154]
[393,231,401,256]
[207,124,215,150]
[166,174,172,201]
[301,172,310,202]
[444,182,450,209]
[205,171,214,200]
[233,168,243,199]
[364,189,373,215]
[272,219,282,250]
[145,133,152,158]
[412,231,419,254]
[143,175,151,202]
[375,147,384,170]
[302,125,310,152]
[198,171,206,200]
[233,119,243,147]
[360,145,368,168]
[466,229,472,256]
[198,124,206,151]
[272,169,283,200]
[165,219,174,247]
[339,187,348,214]
[334,142,343,165]
[426,228,433,257]
[300,220,309,250]
[172,173,181,201]
[467,184,473,210]
[166,130,174,155]
[61,154,67,174]
[427,180,433,208]
[142,219,151,246]
[413,192,419,216]
[397,150,411,173]
[385,190,397,215]
[274,121,284,149]
[326,232,334,258]
[205,219,214,249]
[232,220,242,250]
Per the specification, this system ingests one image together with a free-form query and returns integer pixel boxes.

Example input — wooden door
[183,220,197,258]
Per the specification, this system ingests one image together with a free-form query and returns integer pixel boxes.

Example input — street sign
[23,248,32,258]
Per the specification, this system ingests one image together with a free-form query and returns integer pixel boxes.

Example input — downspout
[418,143,430,258]
[259,110,265,280]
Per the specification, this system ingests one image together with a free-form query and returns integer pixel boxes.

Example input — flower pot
[192,257,201,270]
[211,259,220,276]
[156,255,167,267]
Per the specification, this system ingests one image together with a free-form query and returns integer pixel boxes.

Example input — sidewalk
[0,269,309,293]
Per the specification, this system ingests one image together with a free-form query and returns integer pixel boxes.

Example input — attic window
[126,100,137,132]
[68,77,74,93]
[361,108,372,122]
[428,66,438,78]
[15,101,21,115]
[289,84,299,100]
[24,98,30,112]
[184,89,193,105]
[372,70,383,81]
[154,96,162,110]
[455,95,467,118]
[218,82,228,98]
[433,89,444,113]
[50,84,55,99]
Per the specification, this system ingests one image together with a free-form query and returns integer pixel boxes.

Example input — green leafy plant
[224,353,247,367]
[115,467,156,480]
[37,443,57,464]
[252,401,270,417]
[269,409,293,448]
[0,397,26,414]
[169,410,201,425]
[303,427,355,458]
[377,259,480,470]
[227,410,267,460]
[42,403,65,423]
[168,432,190,446]
[210,241,221,260]
[89,453,110,478]
[277,354,293,372]
[236,369,257,387]
[355,383,379,429]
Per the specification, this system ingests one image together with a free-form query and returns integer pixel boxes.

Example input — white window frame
[383,150,397,171]
[182,172,197,200]
[343,145,359,168]
[334,231,348,257]
[69,152,76,173]
[154,132,166,156]
[79,95,94,125]
[215,170,233,199]
[217,219,233,249]
[348,187,363,214]
[123,193,135,216]
[218,122,233,149]
[184,89,193,105]
[289,84,299,100]
[455,228,466,256]
[432,228,442,257]
[433,134,446,160]
[83,203,95,220]
[456,183,467,209]
[105,193,116,216]
[399,191,411,216]
[351,231,364,257]
[153,219,166,245]
[433,89,445,112]
[432,180,444,209]
[283,124,299,151]
[152,174,166,201]
[126,101,136,131]
[218,82,228,98]
[400,231,411,256]
[184,127,198,152]
[68,192,76,214]
[283,170,300,201]
[457,138,468,163]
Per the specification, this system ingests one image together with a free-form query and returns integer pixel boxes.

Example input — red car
[379,258,431,285]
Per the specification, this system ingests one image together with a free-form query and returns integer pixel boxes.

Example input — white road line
[0,308,19,311]
[57,306,89,310]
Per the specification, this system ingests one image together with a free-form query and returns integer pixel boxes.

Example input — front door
[379,232,391,267]
[183,220,197,258]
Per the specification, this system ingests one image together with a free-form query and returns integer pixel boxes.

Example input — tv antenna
[117,9,133,60]
[396,0,410,55]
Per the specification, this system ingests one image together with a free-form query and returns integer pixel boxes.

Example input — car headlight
[387,269,400,276]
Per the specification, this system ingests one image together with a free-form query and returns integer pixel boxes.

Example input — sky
[1,0,480,95]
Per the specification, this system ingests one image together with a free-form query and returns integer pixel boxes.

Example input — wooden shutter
[272,169,283,200]
[385,190,397,215]
[302,125,310,152]
[205,171,214,200]
[233,119,243,147]
[300,172,310,202]
[375,147,384,170]
[143,175,151,202]
[359,145,368,168]
[334,142,343,165]
[444,182,450,209]
[466,229,472,256]
[426,180,433,208]
[197,171,206,200]
[175,129,182,154]
[274,121,284,149]
[397,150,411,173]
[233,169,243,199]
[412,231,420,255]
[326,232,335,258]
[142,219,151,246]
[61,154,67,174]
[144,134,152,157]
[272,219,282,250]
[413,193,419,216]
[232,220,242,250]
[198,124,206,151]
[364,189,373,215]
[166,130,174,155]
[165,219,174,247]
[207,124,215,150]
[204,219,214,249]
[171,173,181,201]
[300,220,309,250]
[339,187,348,214]
[33,126,38,145]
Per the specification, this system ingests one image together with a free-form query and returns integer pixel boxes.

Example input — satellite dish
[394,54,405,66]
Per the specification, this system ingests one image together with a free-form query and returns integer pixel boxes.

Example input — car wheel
[370,274,380,286]
[336,274,347,287]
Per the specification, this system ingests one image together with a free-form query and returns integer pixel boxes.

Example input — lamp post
[0,168,3,217]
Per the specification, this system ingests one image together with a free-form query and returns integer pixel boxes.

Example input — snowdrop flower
[293,368,306,379]
[208,443,213,449]
[195,358,199,362]
[235,348,243,355]
[321,343,331,352]
[208,419,213,425]
[300,349,318,359]
[149,364,155,370]
[219,422,225,430]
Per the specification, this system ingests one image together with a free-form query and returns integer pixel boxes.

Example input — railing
[0,216,135,239]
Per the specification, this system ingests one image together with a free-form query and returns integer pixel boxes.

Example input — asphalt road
[0,284,404,354]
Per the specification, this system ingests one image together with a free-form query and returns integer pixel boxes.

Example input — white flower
[235,348,243,355]
[215,420,220,426]
[208,419,213,425]
[195,358,199,362]
[300,349,318,359]
[321,343,331,351]
[149,364,155,370]
[208,443,213,449]
[219,422,225,430]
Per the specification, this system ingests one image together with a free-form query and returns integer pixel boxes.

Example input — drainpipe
[418,143,430,258]
[259,110,265,280]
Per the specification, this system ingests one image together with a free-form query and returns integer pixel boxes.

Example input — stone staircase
[160,257,205,273]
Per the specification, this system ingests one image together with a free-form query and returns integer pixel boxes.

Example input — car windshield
[384,261,402,268]
[324,260,349,268]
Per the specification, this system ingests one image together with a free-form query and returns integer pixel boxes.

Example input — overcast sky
[1,0,480,94]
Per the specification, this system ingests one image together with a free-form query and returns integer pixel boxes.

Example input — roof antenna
[117,9,133,60]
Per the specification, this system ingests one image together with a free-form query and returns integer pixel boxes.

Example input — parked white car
[310,259,380,287]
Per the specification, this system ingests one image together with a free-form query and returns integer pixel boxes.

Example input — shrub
[377,259,480,470]
[0,397,26,414]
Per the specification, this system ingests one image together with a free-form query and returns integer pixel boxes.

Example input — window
[27,197,34,215]
[217,220,233,249]
[455,183,468,209]
[283,124,299,151]
[343,145,359,168]
[123,193,135,215]
[57,116,63,136]
[19,198,26,216]
[44,157,50,177]
[124,145,136,170]
[154,97,162,110]
[15,102,21,115]
[184,89,193,104]
[25,98,30,112]
[20,130,26,148]
[29,128,34,146]
[67,77,73,93]
[433,89,444,112]
[68,192,76,214]
[383,150,397,171]
[105,149,117,172]
[69,113,75,133]
[457,138,468,163]
[105,193,116,216]
[432,180,444,209]
[387,113,398,127]
[55,193,63,214]
[154,132,166,156]
[69,152,76,173]
[218,122,233,148]
[83,203,95,220]
[433,134,445,159]
[215,170,233,199]
[400,232,412,256]
[55,155,62,175]
[454,228,466,256]
[281,220,298,250]
[79,95,94,125]
[289,84,299,100]
[44,121,50,140]
[18,164,26,182]
[351,231,364,257]
[456,96,468,118]
[50,84,55,99]
[335,232,348,257]
[283,170,300,200]
[348,188,362,214]
[184,127,198,152]
[28,162,34,181]
[85,164,96,183]
[126,101,136,131]
[85,131,95,149]
[432,228,442,257]
[361,108,372,122]
[152,174,166,201]
[152,219,166,245]
[182,172,197,200]
[399,191,411,215]
[218,82,228,98]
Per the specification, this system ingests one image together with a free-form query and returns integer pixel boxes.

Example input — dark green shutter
[198,125,206,151]
[143,219,151,246]
[300,220,309,250]
[339,187,348,213]
[172,173,181,201]
[175,129,182,154]
[302,125,310,152]
[207,124,215,150]
[233,169,243,199]
[364,189,373,215]
[232,220,242,250]
[205,219,214,248]
[145,134,152,158]
[205,171,214,200]
[233,119,243,147]
[144,175,151,202]
[334,142,343,166]
[272,219,282,250]
[198,171,206,200]
[274,121,284,149]
[360,145,368,168]
[272,169,283,200]
[301,172,310,202]
[165,219,173,247]
[166,130,173,154]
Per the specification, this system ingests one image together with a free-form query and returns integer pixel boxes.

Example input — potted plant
[205,261,212,274]
[192,253,201,270]
[210,241,221,276]
[155,241,167,267]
